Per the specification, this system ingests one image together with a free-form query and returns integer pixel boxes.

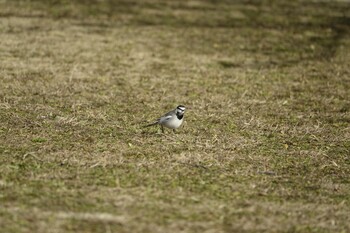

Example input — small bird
[144,105,186,133]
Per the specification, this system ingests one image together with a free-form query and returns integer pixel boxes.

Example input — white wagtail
[144,105,186,133]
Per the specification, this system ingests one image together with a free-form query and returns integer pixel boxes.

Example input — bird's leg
[173,129,176,134]
[161,125,164,133]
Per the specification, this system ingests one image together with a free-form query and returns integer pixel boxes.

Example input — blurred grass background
[1,0,350,232]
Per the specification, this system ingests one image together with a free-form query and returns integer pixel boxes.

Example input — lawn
[0,0,350,232]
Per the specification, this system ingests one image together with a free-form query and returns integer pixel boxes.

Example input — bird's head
[176,105,186,115]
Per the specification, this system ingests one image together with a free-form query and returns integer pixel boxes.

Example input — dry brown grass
[1,0,350,232]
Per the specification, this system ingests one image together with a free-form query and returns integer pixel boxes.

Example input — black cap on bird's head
[176,105,186,111]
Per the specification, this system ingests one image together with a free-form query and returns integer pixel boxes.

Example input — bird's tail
[143,121,158,128]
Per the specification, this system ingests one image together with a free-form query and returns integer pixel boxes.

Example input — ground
[0,0,350,232]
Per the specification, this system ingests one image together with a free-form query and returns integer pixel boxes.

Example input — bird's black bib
[176,113,184,120]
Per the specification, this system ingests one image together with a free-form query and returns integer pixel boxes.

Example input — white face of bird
[176,105,186,115]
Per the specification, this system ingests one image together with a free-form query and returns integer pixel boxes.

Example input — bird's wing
[159,115,173,123]
[144,109,175,128]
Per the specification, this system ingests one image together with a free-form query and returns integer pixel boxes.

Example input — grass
[1,0,350,232]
